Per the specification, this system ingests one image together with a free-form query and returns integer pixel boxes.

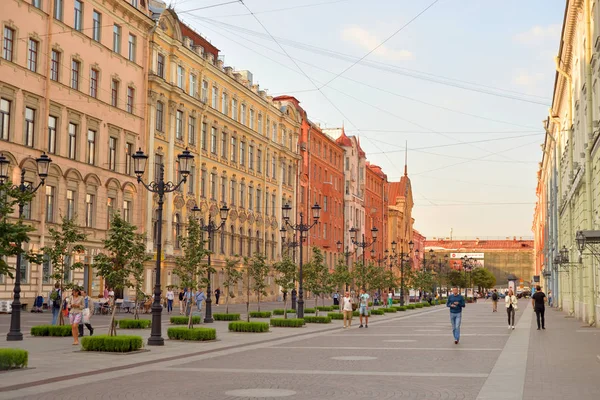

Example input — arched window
[174,214,181,249]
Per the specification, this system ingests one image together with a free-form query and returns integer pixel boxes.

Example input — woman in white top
[166,288,175,314]
[505,289,518,330]
[342,291,354,328]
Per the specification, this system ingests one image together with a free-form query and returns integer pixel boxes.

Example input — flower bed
[117,319,151,329]
[248,311,272,318]
[270,318,304,327]
[0,349,28,370]
[30,325,71,337]
[213,313,240,321]
[81,335,143,352]
[167,327,217,341]
[303,316,331,323]
[170,316,201,325]
[228,321,270,332]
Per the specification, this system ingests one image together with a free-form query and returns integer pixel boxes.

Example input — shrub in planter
[167,327,217,341]
[395,306,407,311]
[392,299,400,304]
[170,316,201,325]
[303,308,316,314]
[31,325,71,337]
[0,349,28,370]
[316,306,333,312]
[117,319,151,329]
[327,312,344,320]
[383,307,397,313]
[407,304,416,310]
[303,316,331,323]
[370,309,385,315]
[270,318,304,327]
[249,311,272,318]
[415,303,424,308]
[213,313,240,321]
[229,321,269,332]
[272,309,295,316]
[81,335,143,352]
[368,302,373,307]
[353,310,370,317]
[423,303,431,307]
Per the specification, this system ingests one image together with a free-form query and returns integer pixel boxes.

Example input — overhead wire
[178,0,241,14]
[205,0,355,17]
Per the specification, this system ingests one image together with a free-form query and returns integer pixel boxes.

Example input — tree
[412,269,434,299]
[472,267,496,292]
[222,257,242,314]
[351,260,367,291]
[42,215,87,325]
[94,212,150,335]
[303,248,332,314]
[273,256,297,319]
[248,252,269,312]
[173,216,210,328]
[331,258,351,309]
[447,270,467,289]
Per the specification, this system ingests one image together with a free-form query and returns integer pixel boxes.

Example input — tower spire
[404,140,408,176]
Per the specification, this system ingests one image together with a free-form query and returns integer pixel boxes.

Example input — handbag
[82,308,91,324]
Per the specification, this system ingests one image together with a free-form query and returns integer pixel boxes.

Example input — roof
[367,162,387,180]
[178,22,219,59]
[335,128,352,147]
[424,239,534,250]
[357,137,366,158]
[388,175,409,203]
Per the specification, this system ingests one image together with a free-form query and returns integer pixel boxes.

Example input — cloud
[513,24,561,45]
[341,25,414,61]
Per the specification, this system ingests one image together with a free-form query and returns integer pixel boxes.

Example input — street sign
[449,252,484,259]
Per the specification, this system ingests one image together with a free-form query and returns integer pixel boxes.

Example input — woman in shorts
[69,288,84,345]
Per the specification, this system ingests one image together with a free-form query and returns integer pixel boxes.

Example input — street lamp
[132,148,193,346]
[281,202,320,318]
[282,227,300,310]
[395,240,414,306]
[0,152,52,341]
[192,203,229,323]
[349,226,378,290]
[336,240,354,291]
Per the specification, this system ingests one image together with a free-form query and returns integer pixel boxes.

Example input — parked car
[517,291,531,299]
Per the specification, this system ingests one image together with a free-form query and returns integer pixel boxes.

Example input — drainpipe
[548,114,562,308]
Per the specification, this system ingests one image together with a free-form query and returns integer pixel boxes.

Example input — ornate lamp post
[0,153,52,341]
[396,241,414,306]
[192,203,229,323]
[132,148,193,346]
[281,202,321,318]
[349,226,378,290]
[281,228,300,310]
[336,240,355,291]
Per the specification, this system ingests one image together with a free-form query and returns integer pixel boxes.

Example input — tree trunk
[187,298,194,329]
[257,292,261,312]
[283,297,287,319]
[315,297,319,316]
[225,289,230,314]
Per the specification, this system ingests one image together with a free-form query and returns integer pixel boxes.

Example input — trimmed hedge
[395,306,407,311]
[31,325,71,337]
[303,308,316,314]
[423,303,431,307]
[407,304,416,310]
[317,306,333,312]
[167,327,217,341]
[327,312,343,320]
[81,335,143,352]
[392,299,400,304]
[272,309,295,315]
[117,319,151,329]
[170,316,201,325]
[303,316,331,323]
[249,311,272,318]
[383,307,397,313]
[0,349,28,370]
[353,310,371,317]
[370,309,385,315]
[213,313,240,321]
[415,303,424,308]
[229,321,270,332]
[270,318,304,327]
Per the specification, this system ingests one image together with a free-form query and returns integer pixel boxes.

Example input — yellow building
[142,10,300,301]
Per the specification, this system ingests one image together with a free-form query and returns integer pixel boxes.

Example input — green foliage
[395,306,407,311]
[351,261,366,290]
[272,309,295,315]
[248,252,270,311]
[228,321,270,332]
[383,307,397,313]
[303,308,316,314]
[303,248,333,312]
[392,299,400,304]
[213,313,240,321]
[472,267,497,290]
[407,304,416,310]
[222,257,243,314]
[249,311,272,318]
[117,319,151,329]
[270,318,304,327]
[327,312,344,320]
[316,306,333,311]
[170,316,201,325]
[412,269,435,294]
[0,348,28,370]
[352,310,369,317]
[81,335,143,352]
[415,303,424,308]
[448,270,467,288]
[273,256,297,318]
[331,257,351,292]
[30,325,71,336]
[167,327,217,341]
[303,316,331,323]
[370,308,385,315]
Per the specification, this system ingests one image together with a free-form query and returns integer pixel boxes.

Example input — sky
[171,0,566,238]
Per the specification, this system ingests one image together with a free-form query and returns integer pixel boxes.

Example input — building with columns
[0,0,152,300]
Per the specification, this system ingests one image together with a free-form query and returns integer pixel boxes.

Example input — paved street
[1,300,599,399]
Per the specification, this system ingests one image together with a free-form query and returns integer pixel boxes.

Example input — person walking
[166,287,174,314]
[178,289,185,315]
[342,291,353,328]
[79,290,94,336]
[358,289,370,328]
[547,290,553,307]
[69,289,84,345]
[50,283,61,325]
[505,289,518,330]
[214,287,221,306]
[332,291,340,306]
[531,285,546,330]
[195,289,206,315]
[491,289,499,312]
[447,287,465,344]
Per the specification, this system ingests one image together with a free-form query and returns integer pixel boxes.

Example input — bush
[395,306,407,311]
[353,310,370,317]
[370,309,385,315]
[31,325,71,337]
[415,303,424,308]
[383,307,397,313]
[270,318,304,327]
[229,321,270,332]
[316,306,333,312]
[213,313,240,321]
[272,309,295,315]
[392,299,399,304]
[170,316,201,325]
[81,335,143,352]
[303,308,316,313]
[423,302,431,307]
[368,302,373,307]
[117,319,151,329]
[249,311,272,318]
[327,312,343,320]
[167,327,217,341]
[303,316,331,323]
[407,304,416,309]
[0,349,28,370]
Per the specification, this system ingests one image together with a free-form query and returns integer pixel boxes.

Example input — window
[230,226,235,256]
[266,153,270,177]
[92,10,101,41]
[240,183,245,208]
[248,187,254,211]
[188,166,195,194]
[201,122,207,150]
[239,141,245,166]
[177,65,184,89]
[50,50,60,81]
[256,188,261,213]
[155,101,164,132]
[210,127,217,154]
[28,39,38,72]
[45,185,55,223]
[108,137,116,171]
[345,180,349,195]
[241,104,246,125]
[188,116,196,145]
[220,176,227,203]
[272,123,276,142]
[250,109,255,130]
[248,145,254,170]
[257,149,263,174]
[232,98,238,120]
[157,54,165,78]
[3,28,14,61]
[113,25,121,53]
[220,132,227,159]
[71,60,80,90]
[210,172,217,200]
[19,255,29,284]
[90,68,98,98]
[68,123,77,159]
[174,214,181,249]
[42,254,51,283]
[212,86,218,108]
[221,92,228,115]
[127,87,134,113]
[323,196,328,212]
[345,157,349,171]
[258,114,263,133]
[288,165,292,186]
[239,227,244,255]
[154,154,163,181]
[87,129,95,165]
[107,197,114,227]
[111,79,119,107]
[175,110,183,140]
[54,0,63,20]
[230,180,236,205]
[32,0,41,8]
[220,229,225,254]
[47,116,57,154]
[22,180,33,219]
[131,0,138,6]
[74,1,83,31]
[125,143,133,175]
[230,137,237,162]
[272,155,277,180]
[24,107,35,147]
[66,189,75,220]
[128,34,136,62]
[85,193,94,228]
[200,169,206,197]
[123,200,131,222]
[201,80,208,102]
[189,74,197,97]
[281,128,286,146]
[271,194,276,217]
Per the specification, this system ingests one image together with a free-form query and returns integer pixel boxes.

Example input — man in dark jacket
[446,287,466,344]
[531,285,546,330]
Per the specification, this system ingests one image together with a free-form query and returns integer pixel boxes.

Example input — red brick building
[365,162,388,259]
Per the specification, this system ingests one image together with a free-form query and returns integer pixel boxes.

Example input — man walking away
[358,289,370,328]
[531,285,546,330]
[195,289,206,315]
[178,289,185,315]
[447,287,465,344]
[50,283,61,325]
[491,289,499,312]
[79,290,94,336]
[214,287,221,306]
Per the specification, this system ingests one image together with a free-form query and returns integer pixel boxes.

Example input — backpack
[50,290,61,308]
[492,293,498,301]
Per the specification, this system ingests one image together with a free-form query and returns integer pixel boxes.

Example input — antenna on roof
[404,140,408,176]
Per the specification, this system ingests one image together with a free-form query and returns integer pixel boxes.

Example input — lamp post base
[297,298,304,318]
[147,336,165,346]
[7,331,23,341]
